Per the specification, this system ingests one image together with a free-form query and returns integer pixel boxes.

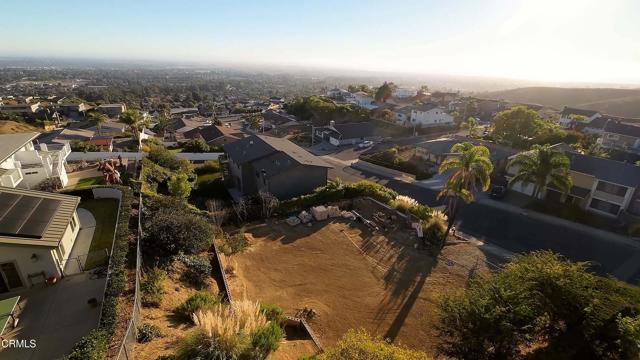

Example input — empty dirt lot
[224,219,491,354]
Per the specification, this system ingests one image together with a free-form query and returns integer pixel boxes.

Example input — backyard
[189,161,230,208]
[222,217,491,355]
[74,176,104,189]
[78,198,120,269]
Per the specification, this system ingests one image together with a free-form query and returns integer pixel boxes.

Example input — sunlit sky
[2,0,639,84]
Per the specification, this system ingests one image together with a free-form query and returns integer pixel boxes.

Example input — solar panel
[0,192,61,239]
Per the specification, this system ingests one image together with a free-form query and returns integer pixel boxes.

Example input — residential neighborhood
[1,1,640,359]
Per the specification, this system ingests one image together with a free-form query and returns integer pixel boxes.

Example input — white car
[358,140,373,148]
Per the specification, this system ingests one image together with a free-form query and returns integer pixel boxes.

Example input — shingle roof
[412,103,440,112]
[224,135,331,168]
[0,187,80,247]
[331,122,378,140]
[603,121,640,138]
[565,151,640,188]
[0,132,39,163]
[561,107,600,117]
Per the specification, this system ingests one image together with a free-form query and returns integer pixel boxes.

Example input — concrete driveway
[0,272,107,360]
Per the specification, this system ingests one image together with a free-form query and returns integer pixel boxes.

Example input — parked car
[489,186,506,199]
[358,140,373,148]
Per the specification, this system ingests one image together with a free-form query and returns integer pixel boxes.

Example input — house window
[24,171,38,175]
[589,198,621,215]
[70,216,77,232]
[596,181,628,197]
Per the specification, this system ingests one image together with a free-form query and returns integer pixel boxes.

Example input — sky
[1,0,639,84]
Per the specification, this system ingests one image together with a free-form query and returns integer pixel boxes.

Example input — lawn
[74,176,104,189]
[223,217,491,355]
[189,165,230,208]
[78,198,120,269]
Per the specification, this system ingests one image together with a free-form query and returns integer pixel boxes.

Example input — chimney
[39,143,48,151]
[329,120,335,129]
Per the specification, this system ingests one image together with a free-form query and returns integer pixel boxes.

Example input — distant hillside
[478,87,640,118]
[0,120,40,134]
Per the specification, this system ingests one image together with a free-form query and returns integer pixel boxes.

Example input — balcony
[0,168,24,188]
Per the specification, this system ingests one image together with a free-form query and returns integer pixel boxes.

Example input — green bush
[182,137,210,153]
[143,205,213,259]
[176,254,212,288]
[65,329,109,360]
[408,204,433,221]
[216,230,248,256]
[175,291,219,321]
[141,267,166,307]
[260,303,286,326]
[137,323,163,343]
[147,144,193,173]
[251,322,284,357]
[198,160,220,174]
[423,216,447,243]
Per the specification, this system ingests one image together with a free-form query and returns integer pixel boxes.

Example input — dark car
[489,186,506,199]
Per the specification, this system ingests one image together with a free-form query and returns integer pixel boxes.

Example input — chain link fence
[112,194,143,360]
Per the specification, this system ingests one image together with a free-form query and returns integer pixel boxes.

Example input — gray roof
[224,135,331,168]
[0,132,39,163]
[331,122,378,140]
[561,107,600,117]
[412,103,440,112]
[565,151,640,188]
[603,121,640,138]
[417,136,518,163]
[0,186,80,247]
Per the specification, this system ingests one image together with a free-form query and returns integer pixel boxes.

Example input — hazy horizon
[2,0,639,85]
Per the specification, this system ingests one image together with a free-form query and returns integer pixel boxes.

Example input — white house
[409,103,454,127]
[349,91,378,109]
[0,133,71,189]
[0,187,81,292]
[558,107,601,129]
[392,87,417,98]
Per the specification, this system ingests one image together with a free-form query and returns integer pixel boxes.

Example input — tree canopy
[437,251,640,360]
[375,82,397,103]
[508,144,572,198]
[491,106,544,147]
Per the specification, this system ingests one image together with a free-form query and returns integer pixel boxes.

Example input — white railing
[0,168,23,188]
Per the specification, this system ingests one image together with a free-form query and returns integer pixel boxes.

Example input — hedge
[280,180,399,212]
[65,186,136,359]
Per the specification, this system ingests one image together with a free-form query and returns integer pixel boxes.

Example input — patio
[0,272,107,360]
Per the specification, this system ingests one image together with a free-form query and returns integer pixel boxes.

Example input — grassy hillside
[478,87,640,118]
[0,120,41,134]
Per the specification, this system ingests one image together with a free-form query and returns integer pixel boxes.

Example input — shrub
[198,160,220,174]
[260,303,286,326]
[176,254,212,288]
[147,144,193,173]
[143,207,213,259]
[390,195,419,213]
[182,137,210,153]
[216,230,249,256]
[168,173,192,198]
[141,267,166,307]
[64,329,109,360]
[137,323,162,343]
[177,300,270,360]
[252,322,284,358]
[318,328,428,360]
[407,204,433,221]
[423,214,447,243]
[175,291,220,321]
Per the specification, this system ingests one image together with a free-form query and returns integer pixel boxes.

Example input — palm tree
[459,117,479,137]
[88,112,108,136]
[120,109,148,141]
[508,144,572,199]
[437,142,493,247]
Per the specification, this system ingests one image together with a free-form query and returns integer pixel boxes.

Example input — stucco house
[599,121,640,155]
[221,134,332,199]
[0,187,81,292]
[0,133,71,189]
[558,107,601,129]
[409,103,454,128]
[313,121,381,146]
[507,145,640,217]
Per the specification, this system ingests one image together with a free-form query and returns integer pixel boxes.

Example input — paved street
[321,153,640,283]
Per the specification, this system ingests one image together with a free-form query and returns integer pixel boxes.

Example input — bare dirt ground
[224,219,491,355]
[0,120,40,134]
[133,262,219,360]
